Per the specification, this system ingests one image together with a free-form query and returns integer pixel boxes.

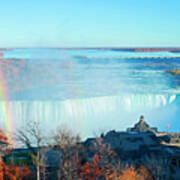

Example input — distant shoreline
[1,47,180,52]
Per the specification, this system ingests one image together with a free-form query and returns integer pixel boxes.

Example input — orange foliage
[81,153,103,180]
[0,129,31,180]
[0,129,8,143]
[0,162,31,180]
[107,165,152,180]
[118,166,142,180]
[81,139,152,180]
[138,165,153,180]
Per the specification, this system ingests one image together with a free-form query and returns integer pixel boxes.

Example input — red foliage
[0,129,9,145]
[81,153,103,180]
[0,129,31,180]
[0,162,31,180]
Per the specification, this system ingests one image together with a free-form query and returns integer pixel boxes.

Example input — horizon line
[1,46,180,50]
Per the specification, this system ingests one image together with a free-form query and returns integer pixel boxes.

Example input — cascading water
[0,94,178,138]
[1,48,180,138]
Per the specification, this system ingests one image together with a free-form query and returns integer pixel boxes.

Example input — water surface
[1,49,180,138]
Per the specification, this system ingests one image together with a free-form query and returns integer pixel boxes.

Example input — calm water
[1,48,180,138]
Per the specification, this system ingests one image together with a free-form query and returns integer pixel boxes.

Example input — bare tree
[51,125,84,180]
[142,155,171,180]
[16,121,47,180]
[52,124,81,146]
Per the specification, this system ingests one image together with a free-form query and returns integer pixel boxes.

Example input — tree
[52,124,81,147]
[142,155,171,180]
[81,153,102,180]
[0,129,10,155]
[118,166,145,180]
[0,128,31,179]
[51,125,83,180]
[106,164,152,180]
[16,121,47,180]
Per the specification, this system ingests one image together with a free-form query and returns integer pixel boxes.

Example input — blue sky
[0,0,180,47]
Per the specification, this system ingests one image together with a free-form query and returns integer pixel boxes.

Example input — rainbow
[0,69,14,142]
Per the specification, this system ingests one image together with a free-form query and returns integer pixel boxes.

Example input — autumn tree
[0,128,31,180]
[84,137,118,177]
[0,129,9,180]
[81,153,102,180]
[0,129,10,155]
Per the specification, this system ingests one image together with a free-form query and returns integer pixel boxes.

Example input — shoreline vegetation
[0,116,180,179]
[166,69,180,75]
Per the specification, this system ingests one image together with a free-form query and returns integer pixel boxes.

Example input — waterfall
[0,94,177,138]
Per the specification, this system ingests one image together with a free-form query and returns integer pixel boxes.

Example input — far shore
[166,69,180,75]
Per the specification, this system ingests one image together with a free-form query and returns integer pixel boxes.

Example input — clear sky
[0,0,180,47]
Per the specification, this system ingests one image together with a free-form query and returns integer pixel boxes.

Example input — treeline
[0,121,171,180]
